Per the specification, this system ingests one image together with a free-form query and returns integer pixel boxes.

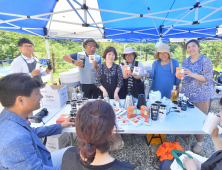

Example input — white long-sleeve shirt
[10,54,48,77]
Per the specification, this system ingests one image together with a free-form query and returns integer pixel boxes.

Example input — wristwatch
[72,59,75,64]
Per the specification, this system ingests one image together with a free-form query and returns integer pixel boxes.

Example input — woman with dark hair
[119,47,145,99]
[180,39,214,154]
[95,46,123,100]
[61,100,134,170]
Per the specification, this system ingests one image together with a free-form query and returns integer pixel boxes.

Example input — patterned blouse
[180,55,214,103]
[95,63,123,88]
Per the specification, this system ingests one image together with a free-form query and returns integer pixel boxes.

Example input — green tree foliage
[199,42,222,66]
[0,31,82,69]
[1,30,222,68]
[0,31,20,59]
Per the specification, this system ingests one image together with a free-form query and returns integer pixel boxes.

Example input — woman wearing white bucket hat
[119,47,145,99]
[145,43,181,99]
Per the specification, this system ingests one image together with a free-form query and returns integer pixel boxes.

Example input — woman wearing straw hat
[119,47,145,99]
[145,43,181,99]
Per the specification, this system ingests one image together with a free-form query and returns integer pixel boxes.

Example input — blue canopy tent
[0,0,222,41]
[0,0,222,83]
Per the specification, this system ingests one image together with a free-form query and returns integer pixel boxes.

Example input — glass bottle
[170,85,177,102]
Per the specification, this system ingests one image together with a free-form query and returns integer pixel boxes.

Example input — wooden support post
[216,52,220,67]
[52,53,55,73]
[145,52,147,61]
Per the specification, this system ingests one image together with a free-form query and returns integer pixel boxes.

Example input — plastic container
[59,71,79,84]
[35,61,42,71]
[69,68,79,72]
[61,82,80,87]
[144,61,152,72]
[202,112,220,134]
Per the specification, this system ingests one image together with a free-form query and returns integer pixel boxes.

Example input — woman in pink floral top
[180,39,214,154]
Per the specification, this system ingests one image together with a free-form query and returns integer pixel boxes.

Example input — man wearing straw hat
[145,43,181,99]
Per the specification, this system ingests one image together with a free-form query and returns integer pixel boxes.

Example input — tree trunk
[215,52,220,67]
[10,47,14,58]
[177,42,187,60]
[52,53,56,73]
[182,48,186,60]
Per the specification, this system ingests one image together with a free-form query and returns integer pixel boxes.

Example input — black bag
[201,150,222,170]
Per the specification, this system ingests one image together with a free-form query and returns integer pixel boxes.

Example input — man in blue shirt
[0,73,74,169]
[63,38,101,99]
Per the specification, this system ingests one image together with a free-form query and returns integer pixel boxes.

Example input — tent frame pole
[72,0,103,35]
[45,38,54,85]
[199,6,222,23]
[162,9,194,37]
[202,6,222,10]
[142,0,160,35]
[83,0,87,23]
[140,42,142,63]
[67,0,86,24]
[201,18,222,24]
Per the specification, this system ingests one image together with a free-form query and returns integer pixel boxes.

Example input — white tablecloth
[31,105,66,128]
[41,99,222,134]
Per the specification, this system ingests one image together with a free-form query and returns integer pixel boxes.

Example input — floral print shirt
[181,55,214,103]
[95,63,123,88]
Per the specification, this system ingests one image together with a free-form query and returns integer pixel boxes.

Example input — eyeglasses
[87,45,97,50]
[24,45,33,48]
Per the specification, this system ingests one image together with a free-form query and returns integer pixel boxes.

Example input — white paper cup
[159,108,166,122]
[35,62,42,71]
[202,112,220,134]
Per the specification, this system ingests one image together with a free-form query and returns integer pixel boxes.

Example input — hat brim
[121,52,138,57]
[153,51,173,59]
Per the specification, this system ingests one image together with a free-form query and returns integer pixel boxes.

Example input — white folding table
[44,99,222,134]
[31,99,222,150]
[30,105,66,128]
